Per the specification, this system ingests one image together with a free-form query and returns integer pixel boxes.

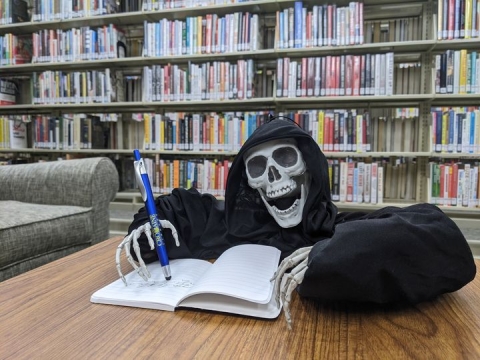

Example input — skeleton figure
[118,117,476,330]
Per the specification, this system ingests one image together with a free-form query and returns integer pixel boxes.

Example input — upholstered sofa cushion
[0,200,93,279]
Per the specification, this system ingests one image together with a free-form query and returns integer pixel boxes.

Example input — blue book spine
[457,113,463,152]
[186,18,190,54]
[448,109,455,152]
[278,11,284,48]
[294,1,303,48]
[220,18,226,53]
[470,111,475,153]
[435,110,443,152]
[470,52,477,93]
[156,22,161,57]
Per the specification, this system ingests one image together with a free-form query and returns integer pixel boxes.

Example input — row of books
[0,34,32,65]
[0,0,28,25]
[10,106,480,156]
[0,117,28,149]
[0,107,421,152]
[0,0,261,25]
[133,156,418,204]
[141,0,258,11]
[328,158,418,204]
[153,157,230,195]
[31,69,114,104]
[123,109,419,153]
[31,0,119,22]
[137,111,267,151]
[132,156,479,208]
[435,50,480,95]
[30,114,119,150]
[141,60,255,102]
[31,25,126,63]
[431,107,480,154]
[143,12,261,57]
[437,0,480,40]
[123,155,232,195]
[276,53,394,98]
[429,161,479,207]
[275,2,364,49]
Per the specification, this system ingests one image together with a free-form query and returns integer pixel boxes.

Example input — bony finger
[136,267,149,282]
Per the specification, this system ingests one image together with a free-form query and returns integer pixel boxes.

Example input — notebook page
[91,259,211,310]
[180,244,281,304]
[179,284,282,319]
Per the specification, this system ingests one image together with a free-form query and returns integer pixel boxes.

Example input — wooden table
[1,236,479,359]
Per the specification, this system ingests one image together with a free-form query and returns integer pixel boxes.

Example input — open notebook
[91,244,282,319]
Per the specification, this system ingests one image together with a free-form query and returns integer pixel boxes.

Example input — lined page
[91,259,211,310]
[180,244,281,304]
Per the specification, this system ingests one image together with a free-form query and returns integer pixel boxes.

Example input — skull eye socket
[273,147,298,167]
[246,155,267,178]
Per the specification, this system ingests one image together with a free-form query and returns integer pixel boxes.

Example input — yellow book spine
[317,110,324,150]
[144,113,151,150]
[82,73,87,101]
[173,159,180,188]
[441,111,448,152]
[465,0,473,38]
[197,16,202,54]
[66,74,71,100]
[241,117,246,146]
[437,0,443,39]
[328,161,333,191]
[162,162,167,192]
[275,11,280,48]
[459,50,468,94]
[210,160,216,194]
[0,117,4,149]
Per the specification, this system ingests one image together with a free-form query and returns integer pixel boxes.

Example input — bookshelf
[0,0,479,243]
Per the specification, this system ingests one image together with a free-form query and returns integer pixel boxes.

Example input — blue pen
[133,149,172,280]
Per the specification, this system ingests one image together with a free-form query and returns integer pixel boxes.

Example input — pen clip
[134,159,148,202]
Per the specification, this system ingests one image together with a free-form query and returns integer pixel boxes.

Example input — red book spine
[448,0,455,39]
[325,56,332,96]
[353,55,361,96]
[301,57,307,96]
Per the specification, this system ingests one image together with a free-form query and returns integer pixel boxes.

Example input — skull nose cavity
[268,166,281,182]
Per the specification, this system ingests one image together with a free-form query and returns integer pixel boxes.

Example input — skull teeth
[272,199,300,214]
[267,180,297,199]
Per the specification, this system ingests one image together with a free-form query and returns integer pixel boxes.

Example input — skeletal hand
[116,221,180,285]
[271,246,312,330]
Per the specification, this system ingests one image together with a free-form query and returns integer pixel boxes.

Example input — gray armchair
[0,157,119,281]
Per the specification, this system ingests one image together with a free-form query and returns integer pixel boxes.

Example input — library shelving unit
[0,0,479,253]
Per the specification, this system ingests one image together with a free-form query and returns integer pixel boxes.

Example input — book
[0,79,17,105]
[9,118,28,149]
[91,244,282,319]
[12,0,29,23]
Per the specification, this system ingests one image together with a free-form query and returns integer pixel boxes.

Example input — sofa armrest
[0,157,119,243]
[0,157,118,206]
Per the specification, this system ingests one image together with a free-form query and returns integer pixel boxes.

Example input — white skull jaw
[244,139,311,228]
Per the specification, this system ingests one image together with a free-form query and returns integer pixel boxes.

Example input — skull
[244,139,311,228]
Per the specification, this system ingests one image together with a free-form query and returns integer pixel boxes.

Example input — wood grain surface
[0,236,479,359]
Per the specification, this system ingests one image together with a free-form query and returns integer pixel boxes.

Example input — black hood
[224,118,337,255]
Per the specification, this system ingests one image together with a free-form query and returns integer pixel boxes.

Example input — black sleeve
[297,203,476,304]
[128,187,230,263]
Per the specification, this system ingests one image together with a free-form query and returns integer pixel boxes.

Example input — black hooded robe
[128,118,476,304]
